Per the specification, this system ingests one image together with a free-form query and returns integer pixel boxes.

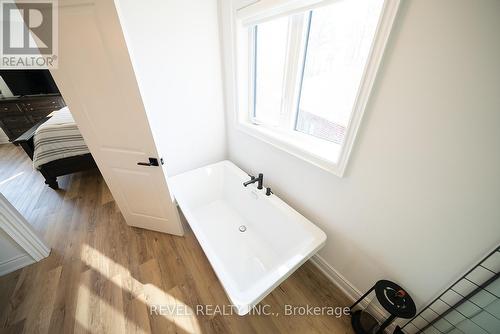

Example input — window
[234,0,399,176]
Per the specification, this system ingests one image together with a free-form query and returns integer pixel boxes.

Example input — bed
[13,107,97,189]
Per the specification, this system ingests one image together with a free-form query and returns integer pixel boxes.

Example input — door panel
[112,168,167,217]
[50,0,183,235]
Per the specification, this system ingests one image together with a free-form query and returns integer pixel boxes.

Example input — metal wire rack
[398,246,500,334]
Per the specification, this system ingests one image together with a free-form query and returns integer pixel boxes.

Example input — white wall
[0,193,42,276]
[220,0,500,309]
[0,229,29,274]
[115,0,226,176]
[0,75,14,98]
[0,75,13,143]
[0,193,49,277]
[0,129,8,144]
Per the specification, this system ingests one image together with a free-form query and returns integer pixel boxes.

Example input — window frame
[233,0,401,177]
[249,12,310,129]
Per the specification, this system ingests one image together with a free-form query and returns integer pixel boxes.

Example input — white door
[49,0,183,235]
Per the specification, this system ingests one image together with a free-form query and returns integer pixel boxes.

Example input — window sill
[236,120,346,177]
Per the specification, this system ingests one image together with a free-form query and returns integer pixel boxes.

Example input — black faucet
[243,173,263,189]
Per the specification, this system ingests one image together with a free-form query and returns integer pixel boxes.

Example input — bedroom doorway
[0,67,100,190]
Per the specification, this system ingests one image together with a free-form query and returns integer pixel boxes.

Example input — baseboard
[310,254,363,302]
[0,254,34,276]
[310,254,398,333]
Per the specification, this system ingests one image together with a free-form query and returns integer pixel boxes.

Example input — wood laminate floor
[0,144,354,334]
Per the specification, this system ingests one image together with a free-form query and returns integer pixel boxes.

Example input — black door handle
[137,157,162,166]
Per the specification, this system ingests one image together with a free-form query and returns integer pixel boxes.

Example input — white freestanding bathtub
[168,161,326,315]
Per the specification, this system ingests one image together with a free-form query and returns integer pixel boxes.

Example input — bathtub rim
[169,160,327,315]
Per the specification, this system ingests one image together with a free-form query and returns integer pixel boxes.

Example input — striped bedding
[33,107,90,169]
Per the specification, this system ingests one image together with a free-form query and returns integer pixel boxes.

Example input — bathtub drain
[239,225,247,232]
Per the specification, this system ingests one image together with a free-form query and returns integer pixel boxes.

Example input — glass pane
[254,16,288,126]
[296,0,384,144]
